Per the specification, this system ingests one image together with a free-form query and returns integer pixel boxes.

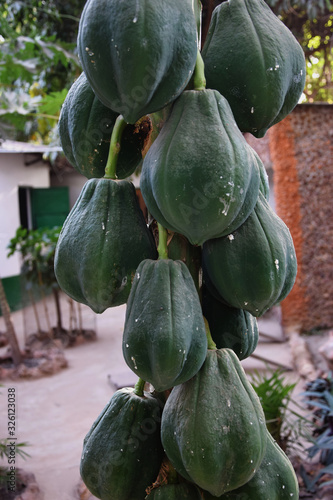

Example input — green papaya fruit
[202,191,297,317]
[54,179,157,313]
[202,285,258,360]
[77,0,198,124]
[201,0,306,138]
[203,432,299,500]
[122,259,207,392]
[254,150,270,201]
[80,386,164,500]
[140,89,260,246]
[161,348,267,497]
[146,483,202,499]
[58,72,149,180]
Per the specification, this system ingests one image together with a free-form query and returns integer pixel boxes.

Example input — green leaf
[38,89,68,116]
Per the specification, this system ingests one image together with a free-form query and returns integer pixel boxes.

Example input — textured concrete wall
[268,104,333,332]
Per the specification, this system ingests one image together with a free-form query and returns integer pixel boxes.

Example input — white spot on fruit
[131,356,138,369]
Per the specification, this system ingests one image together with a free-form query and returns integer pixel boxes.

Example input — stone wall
[268,104,333,333]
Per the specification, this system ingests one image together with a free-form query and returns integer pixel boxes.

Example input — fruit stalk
[104,114,127,179]
[193,50,206,91]
[157,223,168,260]
[204,317,217,350]
[133,377,146,397]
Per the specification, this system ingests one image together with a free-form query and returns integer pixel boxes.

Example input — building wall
[50,170,86,208]
[0,154,50,280]
[269,104,333,332]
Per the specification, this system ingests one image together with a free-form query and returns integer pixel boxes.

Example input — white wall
[51,171,86,208]
[0,154,50,278]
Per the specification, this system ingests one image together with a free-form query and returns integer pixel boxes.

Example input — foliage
[0,1,83,142]
[265,0,332,21]
[300,372,333,491]
[0,439,30,463]
[265,0,333,103]
[250,368,305,453]
[0,439,31,484]
[1,0,85,41]
[7,226,61,289]
[1,0,332,144]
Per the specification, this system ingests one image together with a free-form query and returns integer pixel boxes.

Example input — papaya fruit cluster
[55,0,305,498]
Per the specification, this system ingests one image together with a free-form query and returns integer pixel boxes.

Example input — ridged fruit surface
[77,0,198,124]
[202,285,258,360]
[161,348,267,497]
[122,259,207,392]
[58,72,147,179]
[255,150,270,200]
[202,0,306,137]
[80,387,164,500]
[203,432,299,499]
[203,192,297,316]
[140,89,260,245]
[54,179,157,313]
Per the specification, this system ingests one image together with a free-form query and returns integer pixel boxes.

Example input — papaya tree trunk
[201,0,216,46]
[77,302,83,336]
[28,288,42,336]
[0,277,22,366]
[37,271,53,338]
[52,286,63,332]
[69,298,75,336]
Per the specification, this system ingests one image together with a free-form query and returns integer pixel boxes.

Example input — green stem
[104,115,127,179]
[204,317,217,350]
[157,223,168,260]
[193,50,206,91]
[27,112,60,120]
[134,377,146,397]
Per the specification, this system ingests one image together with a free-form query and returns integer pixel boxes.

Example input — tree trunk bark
[201,0,217,47]
[37,271,53,338]
[0,277,22,366]
[53,287,63,333]
[28,289,42,336]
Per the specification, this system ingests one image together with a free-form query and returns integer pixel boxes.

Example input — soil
[0,468,42,500]
[0,348,68,380]
[25,328,97,350]
[0,325,97,381]
[293,458,333,499]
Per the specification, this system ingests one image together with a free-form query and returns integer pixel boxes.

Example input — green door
[30,187,69,228]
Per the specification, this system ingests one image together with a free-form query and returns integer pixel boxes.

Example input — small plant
[7,226,96,349]
[0,438,31,463]
[300,372,333,491]
[250,368,304,454]
[7,226,63,334]
[7,226,61,288]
